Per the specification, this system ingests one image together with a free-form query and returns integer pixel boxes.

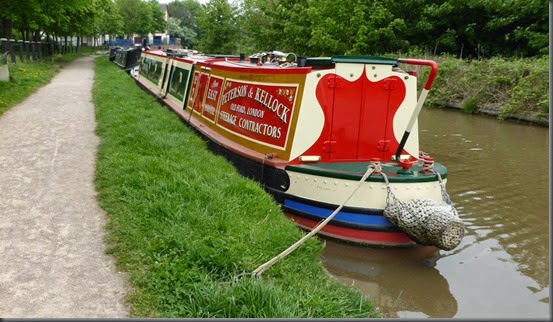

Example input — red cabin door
[327,65,403,161]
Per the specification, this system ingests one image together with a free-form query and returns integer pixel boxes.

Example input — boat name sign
[213,78,298,149]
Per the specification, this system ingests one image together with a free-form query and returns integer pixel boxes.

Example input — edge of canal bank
[433,101,549,127]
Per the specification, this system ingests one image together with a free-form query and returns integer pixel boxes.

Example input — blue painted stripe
[284,199,394,227]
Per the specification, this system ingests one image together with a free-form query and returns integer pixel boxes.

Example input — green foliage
[167,17,197,47]
[196,0,239,54]
[461,96,479,114]
[500,55,549,120]
[95,0,125,38]
[2,0,548,60]
[420,54,549,121]
[93,57,380,318]
[147,0,168,34]
[0,52,7,65]
[167,0,203,49]
[115,0,160,38]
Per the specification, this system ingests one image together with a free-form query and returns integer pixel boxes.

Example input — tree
[167,17,197,47]
[116,0,153,38]
[94,0,124,41]
[307,0,407,56]
[167,0,202,48]
[196,0,239,54]
[147,0,167,36]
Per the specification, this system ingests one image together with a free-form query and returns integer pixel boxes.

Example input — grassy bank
[92,56,379,318]
[411,54,549,123]
[0,53,86,116]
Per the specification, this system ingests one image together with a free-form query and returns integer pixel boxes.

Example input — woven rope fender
[381,173,465,251]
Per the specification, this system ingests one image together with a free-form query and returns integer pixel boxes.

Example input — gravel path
[0,56,129,317]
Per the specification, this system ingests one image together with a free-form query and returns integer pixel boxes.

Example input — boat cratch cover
[382,173,464,250]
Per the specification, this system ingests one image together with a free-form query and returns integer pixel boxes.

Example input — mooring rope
[251,163,378,278]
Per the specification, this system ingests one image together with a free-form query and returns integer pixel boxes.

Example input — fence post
[17,40,24,62]
[36,42,41,60]
[24,41,30,60]
[8,39,16,63]
[46,42,52,58]
[39,42,43,59]
[31,41,37,61]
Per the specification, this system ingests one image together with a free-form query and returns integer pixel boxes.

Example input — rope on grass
[251,164,378,278]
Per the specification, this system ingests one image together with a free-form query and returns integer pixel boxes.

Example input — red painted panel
[330,73,364,160]
[357,77,406,159]
[301,69,407,163]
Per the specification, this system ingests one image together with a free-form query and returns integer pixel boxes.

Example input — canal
[320,107,550,318]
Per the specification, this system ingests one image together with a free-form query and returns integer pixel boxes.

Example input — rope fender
[381,171,464,251]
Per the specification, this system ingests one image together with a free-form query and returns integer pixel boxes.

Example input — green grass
[0,53,87,116]
[92,56,380,318]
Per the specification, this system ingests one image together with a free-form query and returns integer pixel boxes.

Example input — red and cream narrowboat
[126,48,453,247]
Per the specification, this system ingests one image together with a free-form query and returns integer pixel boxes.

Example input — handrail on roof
[331,55,398,65]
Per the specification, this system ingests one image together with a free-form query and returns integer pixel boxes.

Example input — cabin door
[327,64,400,161]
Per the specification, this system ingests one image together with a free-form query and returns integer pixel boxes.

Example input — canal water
[320,107,550,318]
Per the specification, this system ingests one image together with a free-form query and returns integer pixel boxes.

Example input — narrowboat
[118,48,461,248]
[112,46,142,71]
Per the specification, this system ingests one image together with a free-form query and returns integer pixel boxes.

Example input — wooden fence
[0,38,81,63]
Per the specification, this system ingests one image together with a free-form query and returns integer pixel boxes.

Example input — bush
[500,55,549,120]
[0,52,7,65]
[413,54,549,120]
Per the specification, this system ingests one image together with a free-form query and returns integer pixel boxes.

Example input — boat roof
[143,50,399,71]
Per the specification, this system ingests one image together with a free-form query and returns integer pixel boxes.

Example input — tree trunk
[1,18,16,62]
[1,17,12,39]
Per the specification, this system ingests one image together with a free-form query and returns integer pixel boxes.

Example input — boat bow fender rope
[381,171,464,251]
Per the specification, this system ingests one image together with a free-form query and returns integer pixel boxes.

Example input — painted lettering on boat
[217,79,298,149]
[230,103,246,113]
[238,119,282,139]
[203,104,216,116]
[219,111,237,125]
[253,88,290,124]
[221,85,248,105]
[202,75,224,123]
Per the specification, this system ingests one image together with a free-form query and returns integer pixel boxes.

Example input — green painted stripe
[331,55,398,65]
[285,162,448,183]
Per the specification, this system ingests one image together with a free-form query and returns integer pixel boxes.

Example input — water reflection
[321,108,549,318]
[321,240,457,318]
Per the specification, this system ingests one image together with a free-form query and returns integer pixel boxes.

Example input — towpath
[0,56,129,317]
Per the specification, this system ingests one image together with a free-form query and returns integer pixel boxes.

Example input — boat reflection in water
[320,239,457,318]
